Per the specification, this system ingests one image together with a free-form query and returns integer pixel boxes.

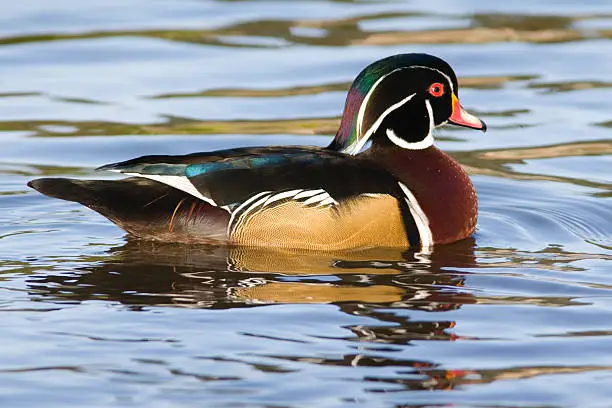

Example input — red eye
[428,82,444,97]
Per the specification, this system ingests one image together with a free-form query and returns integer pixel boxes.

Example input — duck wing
[29,146,421,249]
[97,146,396,207]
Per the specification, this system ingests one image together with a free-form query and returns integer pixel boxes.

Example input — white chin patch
[386,129,434,150]
[386,99,435,150]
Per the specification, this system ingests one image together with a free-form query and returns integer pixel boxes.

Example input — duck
[28,53,486,252]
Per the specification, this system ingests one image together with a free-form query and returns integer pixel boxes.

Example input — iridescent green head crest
[328,53,463,154]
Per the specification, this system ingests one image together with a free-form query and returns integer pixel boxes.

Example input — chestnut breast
[362,145,477,244]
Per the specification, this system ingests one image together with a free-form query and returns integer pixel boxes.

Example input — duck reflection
[28,238,477,309]
[27,239,481,390]
[263,353,473,391]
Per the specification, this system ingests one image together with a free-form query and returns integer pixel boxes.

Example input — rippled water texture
[1,1,612,406]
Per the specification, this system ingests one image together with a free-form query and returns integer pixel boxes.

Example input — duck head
[330,53,486,154]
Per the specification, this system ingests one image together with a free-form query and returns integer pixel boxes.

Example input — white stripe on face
[355,67,407,147]
[345,93,417,155]
[344,65,454,155]
[385,99,435,150]
[410,65,455,93]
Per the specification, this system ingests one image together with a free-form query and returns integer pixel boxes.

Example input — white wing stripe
[125,173,216,206]
[233,193,273,230]
[315,196,339,208]
[233,191,271,215]
[228,191,271,233]
[228,188,340,236]
[302,192,333,206]
[294,189,325,200]
[263,189,303,206]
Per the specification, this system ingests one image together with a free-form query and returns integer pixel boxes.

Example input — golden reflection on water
[20,238,603,310]
[21,236,606,392]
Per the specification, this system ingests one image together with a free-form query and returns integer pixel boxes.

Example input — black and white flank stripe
[227,189,339,235]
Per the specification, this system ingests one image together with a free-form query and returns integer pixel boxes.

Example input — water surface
[1,0,612,406]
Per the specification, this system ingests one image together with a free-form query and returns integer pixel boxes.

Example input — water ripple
[1,0,612,406]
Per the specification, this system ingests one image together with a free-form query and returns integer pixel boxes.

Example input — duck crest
[333,56,401,154]
[331,54,458,154]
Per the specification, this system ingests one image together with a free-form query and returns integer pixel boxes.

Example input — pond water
[1,0,612,406]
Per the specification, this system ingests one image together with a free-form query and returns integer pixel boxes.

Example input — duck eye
[428,82,444,97]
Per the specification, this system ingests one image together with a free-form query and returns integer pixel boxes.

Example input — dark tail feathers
[28,177,230,244]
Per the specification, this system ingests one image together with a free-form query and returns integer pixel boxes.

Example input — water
[1,0,612,406]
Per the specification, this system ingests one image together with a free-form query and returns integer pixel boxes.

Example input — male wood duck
[28,53,486,251]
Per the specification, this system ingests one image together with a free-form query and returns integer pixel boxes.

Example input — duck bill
[449,93,486,132]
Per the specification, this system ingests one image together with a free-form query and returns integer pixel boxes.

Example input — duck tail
[27,177,230,244]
